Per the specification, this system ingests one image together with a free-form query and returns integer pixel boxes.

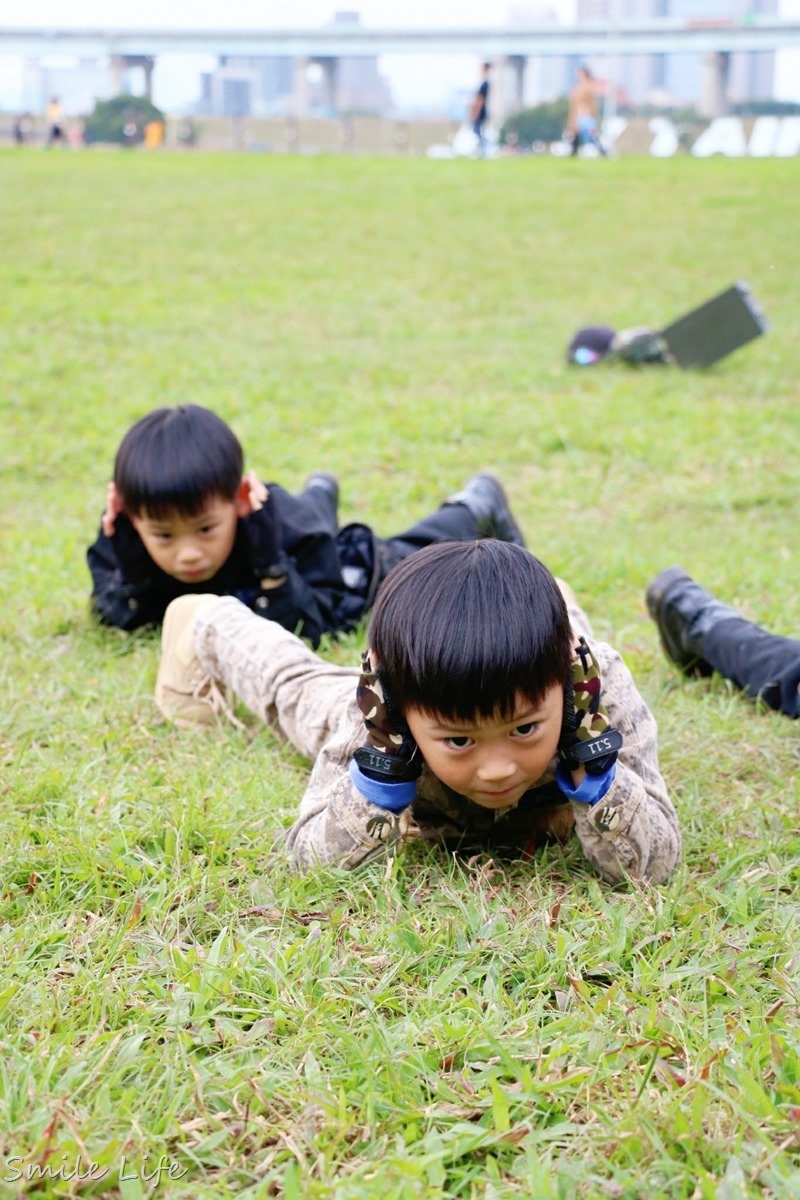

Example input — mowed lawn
[0,149,798,1199]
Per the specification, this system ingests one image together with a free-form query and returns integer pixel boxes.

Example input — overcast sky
[2,2,799,111]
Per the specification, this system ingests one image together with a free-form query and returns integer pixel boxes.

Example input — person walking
[469,62,491,156]
[567,67,607,157]
[45,97,65,147]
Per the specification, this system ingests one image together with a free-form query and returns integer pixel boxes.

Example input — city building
[507,5,573,105]
[575,0,778,107]
[197,57,295,117]
[195,12,393,118]
[664,0,777,106]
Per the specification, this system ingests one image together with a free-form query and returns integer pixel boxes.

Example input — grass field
[0,149,798,1199]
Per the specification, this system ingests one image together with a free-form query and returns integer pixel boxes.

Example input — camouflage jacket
[285,638,680,885]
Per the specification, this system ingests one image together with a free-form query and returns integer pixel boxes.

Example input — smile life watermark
[4,1153,188,1186]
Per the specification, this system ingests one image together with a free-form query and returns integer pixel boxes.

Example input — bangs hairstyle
[114,406,244,519]
[369,540,573,723]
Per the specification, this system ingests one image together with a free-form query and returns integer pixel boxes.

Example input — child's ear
[102,481,125,536]
[235,480,252,518]
[237,470,268,516]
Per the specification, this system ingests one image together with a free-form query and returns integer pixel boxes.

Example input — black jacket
[86,484,357,647]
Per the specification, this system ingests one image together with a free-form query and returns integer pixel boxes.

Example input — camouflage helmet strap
[558,637,623,776]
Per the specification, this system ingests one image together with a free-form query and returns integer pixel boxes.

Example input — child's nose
[178,540,203,563]
[475,752,516,783]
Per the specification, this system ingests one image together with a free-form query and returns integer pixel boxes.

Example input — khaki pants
[195,597,360,762]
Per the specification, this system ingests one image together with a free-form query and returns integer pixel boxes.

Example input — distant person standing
[469,62,491,156]
[45,97,65,147]
[13,113,33,145]
[567,67,607,157]
[144,118,165,150]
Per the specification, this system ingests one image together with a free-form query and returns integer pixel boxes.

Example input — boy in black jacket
[87,405,524,646]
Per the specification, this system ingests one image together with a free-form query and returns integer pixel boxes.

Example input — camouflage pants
[194,596,361,762]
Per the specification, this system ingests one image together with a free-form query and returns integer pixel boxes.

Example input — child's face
[404,686,564,810]
[130,496,243,584]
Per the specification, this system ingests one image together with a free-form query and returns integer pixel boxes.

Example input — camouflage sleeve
[285,706,414,871]
[569,642,681,884]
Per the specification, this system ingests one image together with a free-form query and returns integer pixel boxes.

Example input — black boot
[304,472,340,531]
[445,473,525,546]
[646,567,741,676]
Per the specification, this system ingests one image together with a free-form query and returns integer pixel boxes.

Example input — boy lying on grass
[154,540,680,883]
[87,404,524,646]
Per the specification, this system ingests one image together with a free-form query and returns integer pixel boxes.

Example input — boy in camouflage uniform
[155,541,680,884]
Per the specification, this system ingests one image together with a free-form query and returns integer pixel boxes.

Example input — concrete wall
[1,114,797,157]
[161,116,458,155]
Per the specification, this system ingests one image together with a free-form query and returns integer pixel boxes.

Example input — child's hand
[105,506,152,583]
[241,470,268,514]
[354,653,421,781]
[559,637,622,778]
[101,482,123,537]
[242,477,284,580]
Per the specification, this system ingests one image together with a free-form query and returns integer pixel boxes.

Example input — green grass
[0,150,798,1199]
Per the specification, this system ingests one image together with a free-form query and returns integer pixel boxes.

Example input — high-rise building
[318,11,392,114]
[507,5,572,104]
[196,12,392,117]
[664,0,776,105]
[574,0,777,106]
[198,56,295,117]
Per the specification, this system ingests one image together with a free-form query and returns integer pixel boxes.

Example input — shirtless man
[567,67,607,157]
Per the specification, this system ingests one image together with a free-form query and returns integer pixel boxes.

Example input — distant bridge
[4,20,800,116]
[2,20,800,57]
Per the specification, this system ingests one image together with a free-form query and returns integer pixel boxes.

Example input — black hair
[368,540,573,723]
[113,405,244,519]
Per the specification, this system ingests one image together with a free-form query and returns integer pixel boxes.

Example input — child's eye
[153,532,172,542]
[445,736,474,749]
[511,722,538,738]
[199,525,216,535]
